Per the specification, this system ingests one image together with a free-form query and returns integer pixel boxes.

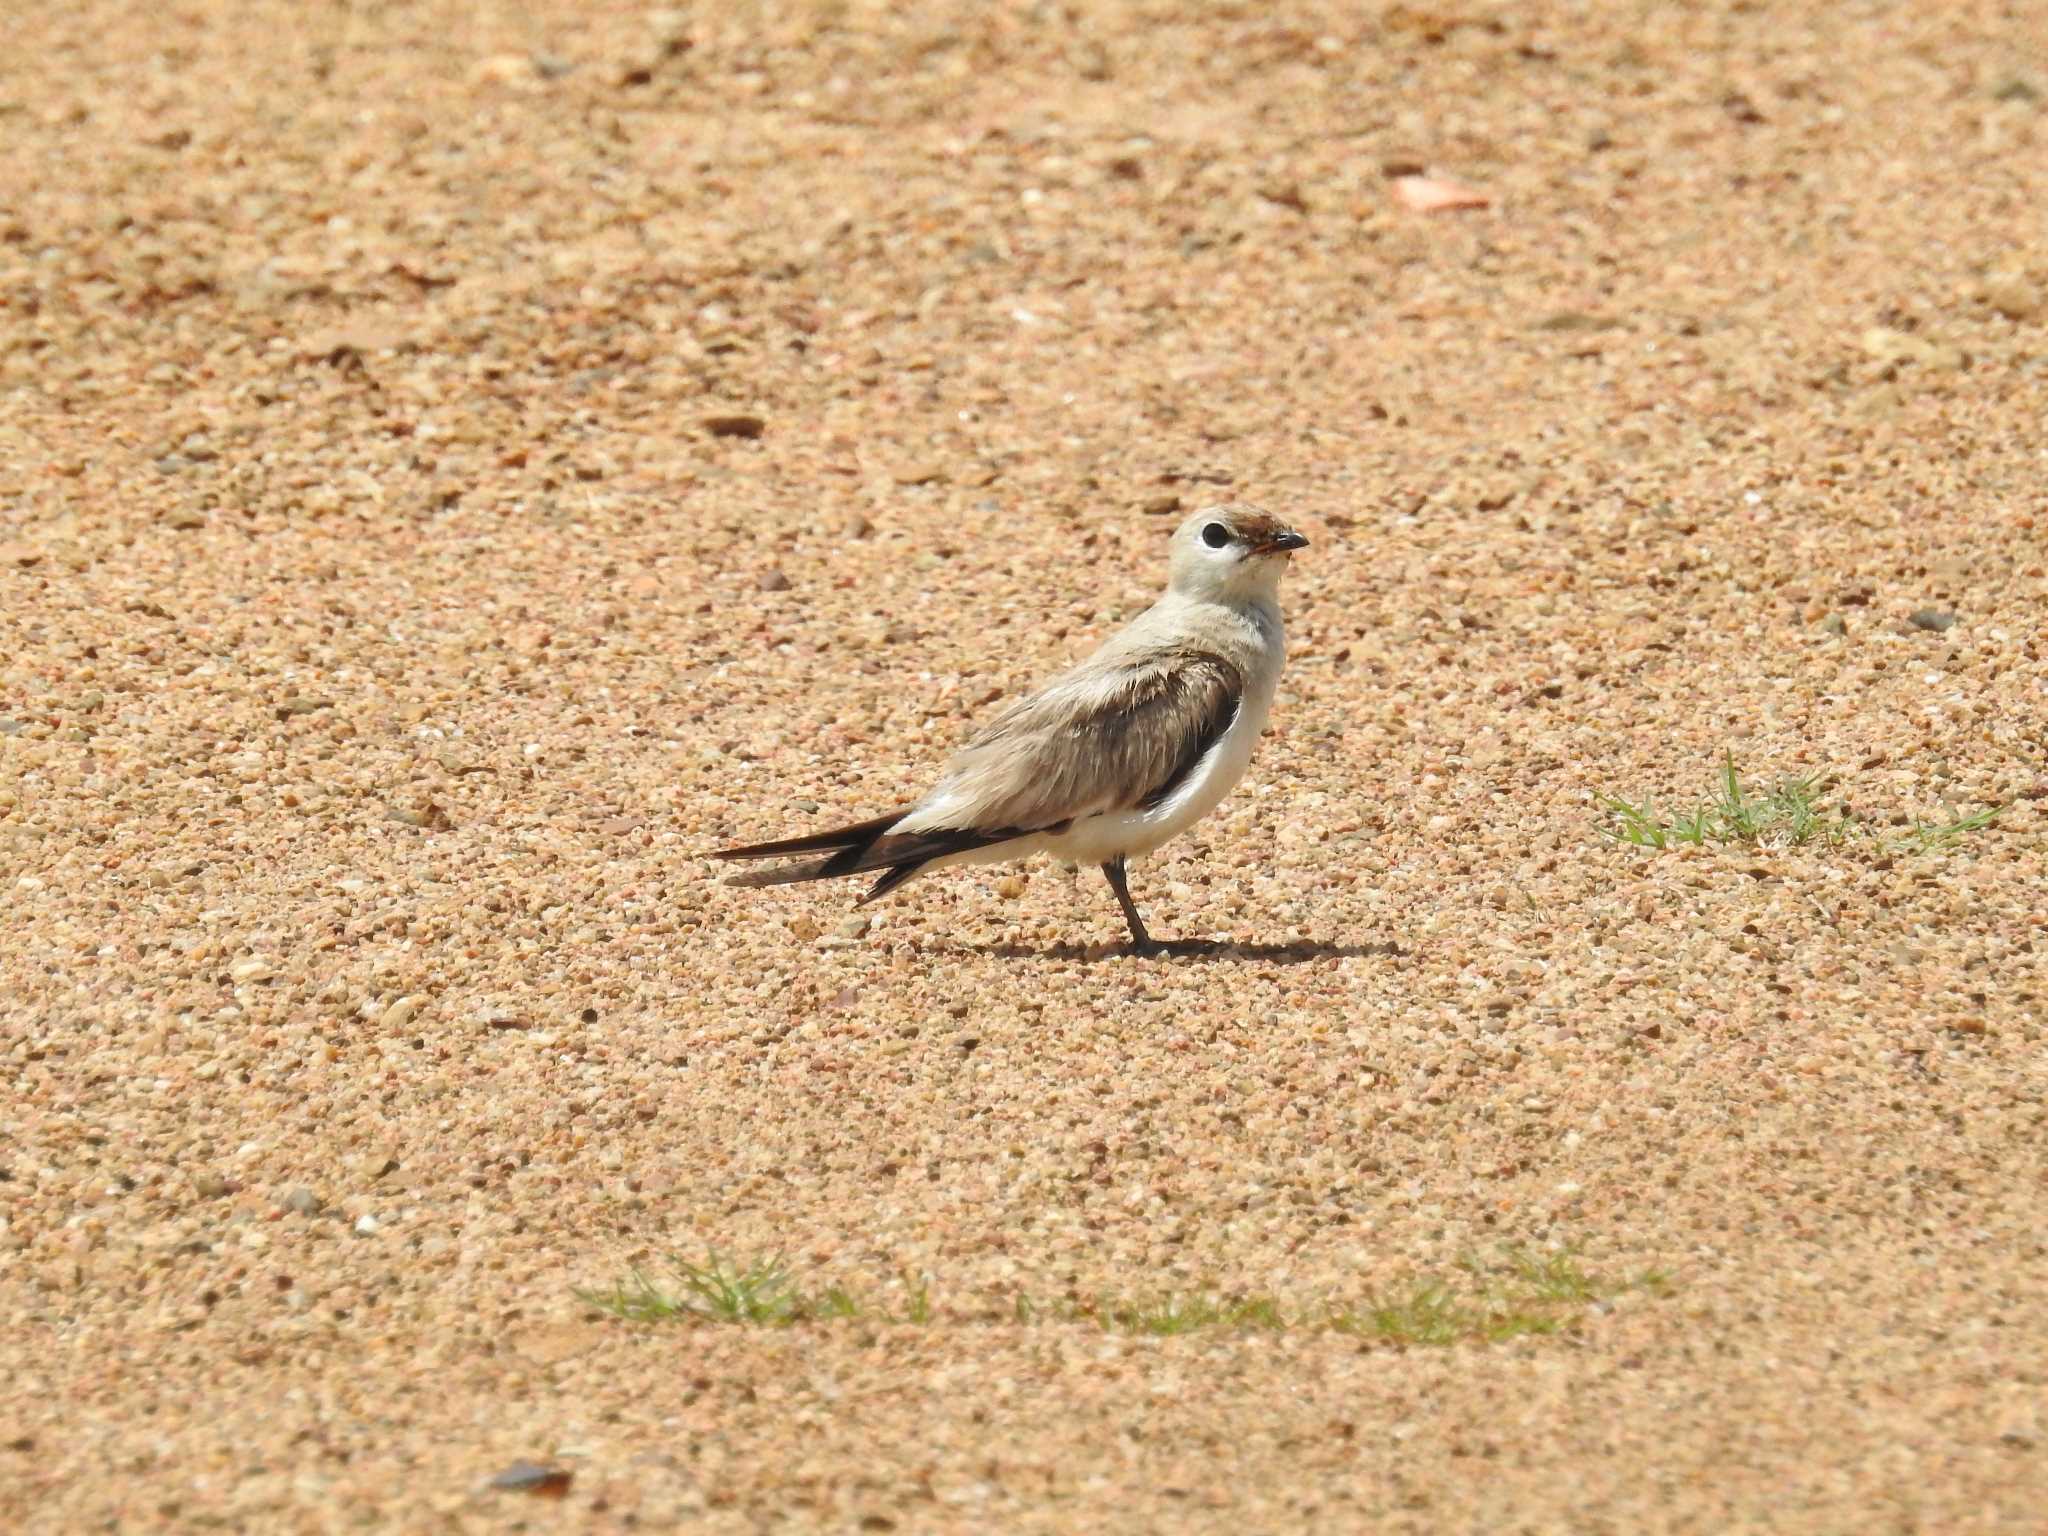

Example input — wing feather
[913,649,1244,833]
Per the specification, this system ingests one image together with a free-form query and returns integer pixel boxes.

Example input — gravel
[1,1,2045,1531]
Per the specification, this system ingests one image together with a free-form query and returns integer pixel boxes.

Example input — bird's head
[1166,504,1309,602]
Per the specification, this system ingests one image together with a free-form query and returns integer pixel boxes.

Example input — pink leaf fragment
[1393,174,1491,213]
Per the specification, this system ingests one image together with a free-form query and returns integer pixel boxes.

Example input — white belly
[1041,669,1278,866]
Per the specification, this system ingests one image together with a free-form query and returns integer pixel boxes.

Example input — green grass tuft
[1901,805,1999,853]
[1328,1251,1656,1346]
[1333,1280,1508,1346]
[1599,753,1852,850]
[1599,754,1998,856]
[576,1251,810,1326]
[1079,1292,1287,1337]
[900,1269,934,1326]
[577,1256,955,1329]
[809,1285,865,1322]
[581,1248,1668,1347]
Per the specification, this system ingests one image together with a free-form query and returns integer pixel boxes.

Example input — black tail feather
[728,852,932,898]
[713,811,910,863]
[860,861,930,902]
[718,815,1043,894]
[725,855,858,890]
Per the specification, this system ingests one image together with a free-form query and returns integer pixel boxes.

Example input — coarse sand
[2,1,2045,1530]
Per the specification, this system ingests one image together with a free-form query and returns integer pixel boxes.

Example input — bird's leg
[1100,856,1163,955]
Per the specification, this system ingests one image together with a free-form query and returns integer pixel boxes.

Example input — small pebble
[356,1149,401,1182]
[489,1461,574,1497]
[1982,276,2041,322]
[379,996,422,1029]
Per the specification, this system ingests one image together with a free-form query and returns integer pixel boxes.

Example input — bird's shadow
[955,938,1401,965]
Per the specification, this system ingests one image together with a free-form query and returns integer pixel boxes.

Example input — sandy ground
[3,0,2046,1530]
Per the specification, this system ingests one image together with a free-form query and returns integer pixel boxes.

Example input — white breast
[1044,603,1284,866]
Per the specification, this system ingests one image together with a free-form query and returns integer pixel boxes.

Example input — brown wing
[926,649,1245,832]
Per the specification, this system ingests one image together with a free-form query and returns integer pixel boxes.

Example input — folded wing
[905,648,1245,835]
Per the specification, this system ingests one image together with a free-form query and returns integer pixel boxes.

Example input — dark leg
[1100,856,1161,954]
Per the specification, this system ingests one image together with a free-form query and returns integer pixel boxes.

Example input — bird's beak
[1253,530,1310,554]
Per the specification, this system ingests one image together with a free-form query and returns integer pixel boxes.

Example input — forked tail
[713,811,1032,903]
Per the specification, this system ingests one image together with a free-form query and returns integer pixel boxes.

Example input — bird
[712,504,1308,953]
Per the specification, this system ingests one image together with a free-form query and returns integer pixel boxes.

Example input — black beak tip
[1273,530,1310,551]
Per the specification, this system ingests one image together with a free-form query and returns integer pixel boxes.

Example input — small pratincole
[713,505,1309,953]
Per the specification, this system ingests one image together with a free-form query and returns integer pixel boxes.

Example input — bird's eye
[1201,522,1231,549]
